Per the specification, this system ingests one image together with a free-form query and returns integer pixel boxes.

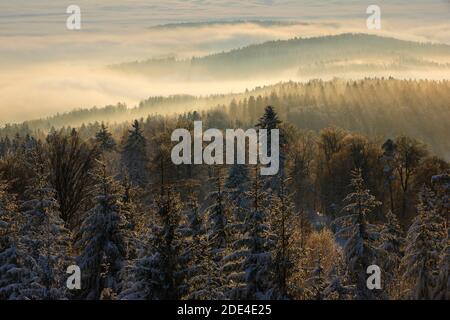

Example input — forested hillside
[3,78,449,159]
[111,34,450,79]
[0,105,448,300]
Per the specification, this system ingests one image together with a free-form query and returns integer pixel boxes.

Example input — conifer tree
[0,180,40,300]
[76,162,127,299]
[221,165,251,299]
[205,169,229,262]
[431,173,449,300]
[379,210,404,294]
[96,123,116,153]
[121,187,188,300]
[120,120,148,187]
[381,139,397,213]
[186,223,225,300]
[334,168,382,299]
[305,255,328,300]
[268,178,296,299]
[323,256,355,300]
[256,106,285,194]
[20,167,71,300]
[225,164,250,222]
[401,186,445,299]
[242,166,273,299]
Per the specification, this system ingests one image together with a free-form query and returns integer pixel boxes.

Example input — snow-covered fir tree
[0,242,40,300]
[20,167,71,300]
[120,120,148,187]
[0,180,41,300]
[225,164,250,222]
[96,123,116,153]
[120,187,188,300]
[185,220,225,300]
[76,161,127,299]
[221,165,251,299]
[242,166,273,299]
[119,172,143,261]
[381,139,397,213]
[205,170,229,262]
[305,255,328,300]
[401,186,446,299]
[323,256,355,300]
[334,168,382,299]
[431,173,449,300]
[267,178,296,299]
[379,210,404,294]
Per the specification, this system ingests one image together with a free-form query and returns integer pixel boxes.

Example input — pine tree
[121,187,188,300]
[256,106,285,194]
[120,120,148,187]
[242,166,273,299]
[401,186,446,299]
[225,164,250,222]
[379,210,404,295]
[323,256,355,300]
[381,139,397,213]
[334,168,382,299]
[205,170,229,262]
[119,172,142,261]
[96,123,116,153]
[431,173,449,300]
[186,229,225,300]
[20,168,71,299]
[76,162,127,299]
[268,178,296,299]
[221,165,251,299]
[0,180,41,300]
[305,255,328,300]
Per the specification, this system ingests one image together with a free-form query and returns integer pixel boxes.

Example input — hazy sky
[1,0,450,64]
[1,0,450,123]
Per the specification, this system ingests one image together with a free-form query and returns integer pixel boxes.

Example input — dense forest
[111,34,450,79]
[0,102,448,299]
[3,78,449,158]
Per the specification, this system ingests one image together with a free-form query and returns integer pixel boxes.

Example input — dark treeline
[0,106,448,300]
[111,34,450,79]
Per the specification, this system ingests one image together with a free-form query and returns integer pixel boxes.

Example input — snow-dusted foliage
[431,173,449,300]
[241,169,273,299]
[19,169,71,300]
[186,231,225,300]
[225,164,250,222]
[76,162,127,299]
[267,179,296,299]
[379,210,404,292]
[205,172,229,262]
[323,257,355,300]
[401,186,446,299]
[121,187,188,300]
[304,255,328,300]
[120,120,148,187]
[333,168,382,299]
[0,180,40,300]
[381,139,397,212]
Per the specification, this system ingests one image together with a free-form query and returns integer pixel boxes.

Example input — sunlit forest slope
[2,78,449,159]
